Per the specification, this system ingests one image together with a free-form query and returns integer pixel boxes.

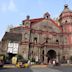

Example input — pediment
[32,19,62,33]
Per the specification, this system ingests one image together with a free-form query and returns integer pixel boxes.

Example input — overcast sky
[0,0,72,41]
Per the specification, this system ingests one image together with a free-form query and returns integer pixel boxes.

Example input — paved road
[32,67,62,72]
[0,66,72,72]
[52,66,72,72]
[0,68,32,72]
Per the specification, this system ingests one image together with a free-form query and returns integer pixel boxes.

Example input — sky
[0,0,72,41]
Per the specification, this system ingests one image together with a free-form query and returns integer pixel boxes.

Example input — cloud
[1,3,7,12]
[8,0,16,12]
[1,0,17,12]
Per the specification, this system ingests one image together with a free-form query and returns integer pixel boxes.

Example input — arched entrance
[47,50,56,63]
[5,53,16,64]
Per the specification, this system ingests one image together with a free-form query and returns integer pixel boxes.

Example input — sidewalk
[31,64,48,68]
[61,64,72,66]
[2,63,72,68]
[3,64,16,68]
[31,63,72,68]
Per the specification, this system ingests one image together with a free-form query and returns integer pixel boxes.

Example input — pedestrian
[53,60,55,65]
[28,60,31,65]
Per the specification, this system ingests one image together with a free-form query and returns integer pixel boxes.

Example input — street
[31,67,62,72]
[52,66,72,72]
[0,68,32,72]
[0,66,72,72]
[30,66,72,72]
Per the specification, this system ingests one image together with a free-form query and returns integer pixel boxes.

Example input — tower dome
[59,4,72,20]
[59,4,72,45]
[59,4,72,25]
[63,4,72,12]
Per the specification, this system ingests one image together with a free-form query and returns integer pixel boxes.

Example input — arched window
[45,37,50,43]
[56,39,59,44]
[34,37,37,43]
[65,20,67,23]
[56,39,59,43]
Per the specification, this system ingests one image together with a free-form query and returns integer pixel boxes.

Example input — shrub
[70,56,72,62]
[16,54,28,63]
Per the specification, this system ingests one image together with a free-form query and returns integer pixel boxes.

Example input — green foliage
[16,54,24,61]
[16,54,28,63]
[0,54,5,60]
[70,56,72,61]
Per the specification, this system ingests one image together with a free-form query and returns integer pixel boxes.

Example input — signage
[7,42,19,54]
[12,57,17,64]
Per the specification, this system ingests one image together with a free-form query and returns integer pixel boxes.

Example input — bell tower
[20,15,31,59]
[59,4,72,58]
[59,4,72,45]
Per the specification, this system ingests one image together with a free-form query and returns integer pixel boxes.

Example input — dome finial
[26,15,30,20]
[44,12,50,19]
[64,4,68,9]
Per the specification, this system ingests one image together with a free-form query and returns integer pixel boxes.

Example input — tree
[70,56,72,63]
[6,25,14,32]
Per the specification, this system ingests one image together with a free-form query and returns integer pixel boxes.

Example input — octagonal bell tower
[59,4,72,45]
[59,4,72,57]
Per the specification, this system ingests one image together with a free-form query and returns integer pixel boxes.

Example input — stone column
[38,48,41,62]
[56,53,59,63]
[44,47,47,64]
[56,52,60,63]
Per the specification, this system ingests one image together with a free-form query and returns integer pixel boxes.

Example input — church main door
[46,50,56,63]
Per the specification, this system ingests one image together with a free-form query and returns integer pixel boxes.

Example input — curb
[3,64,16,68]
[61,64,72,66]
[3,64,72,68]
[31,65,48,68]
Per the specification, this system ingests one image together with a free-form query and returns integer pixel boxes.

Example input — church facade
[1,4,72,64]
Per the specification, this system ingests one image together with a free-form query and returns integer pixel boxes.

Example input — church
[1,4,72,64]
